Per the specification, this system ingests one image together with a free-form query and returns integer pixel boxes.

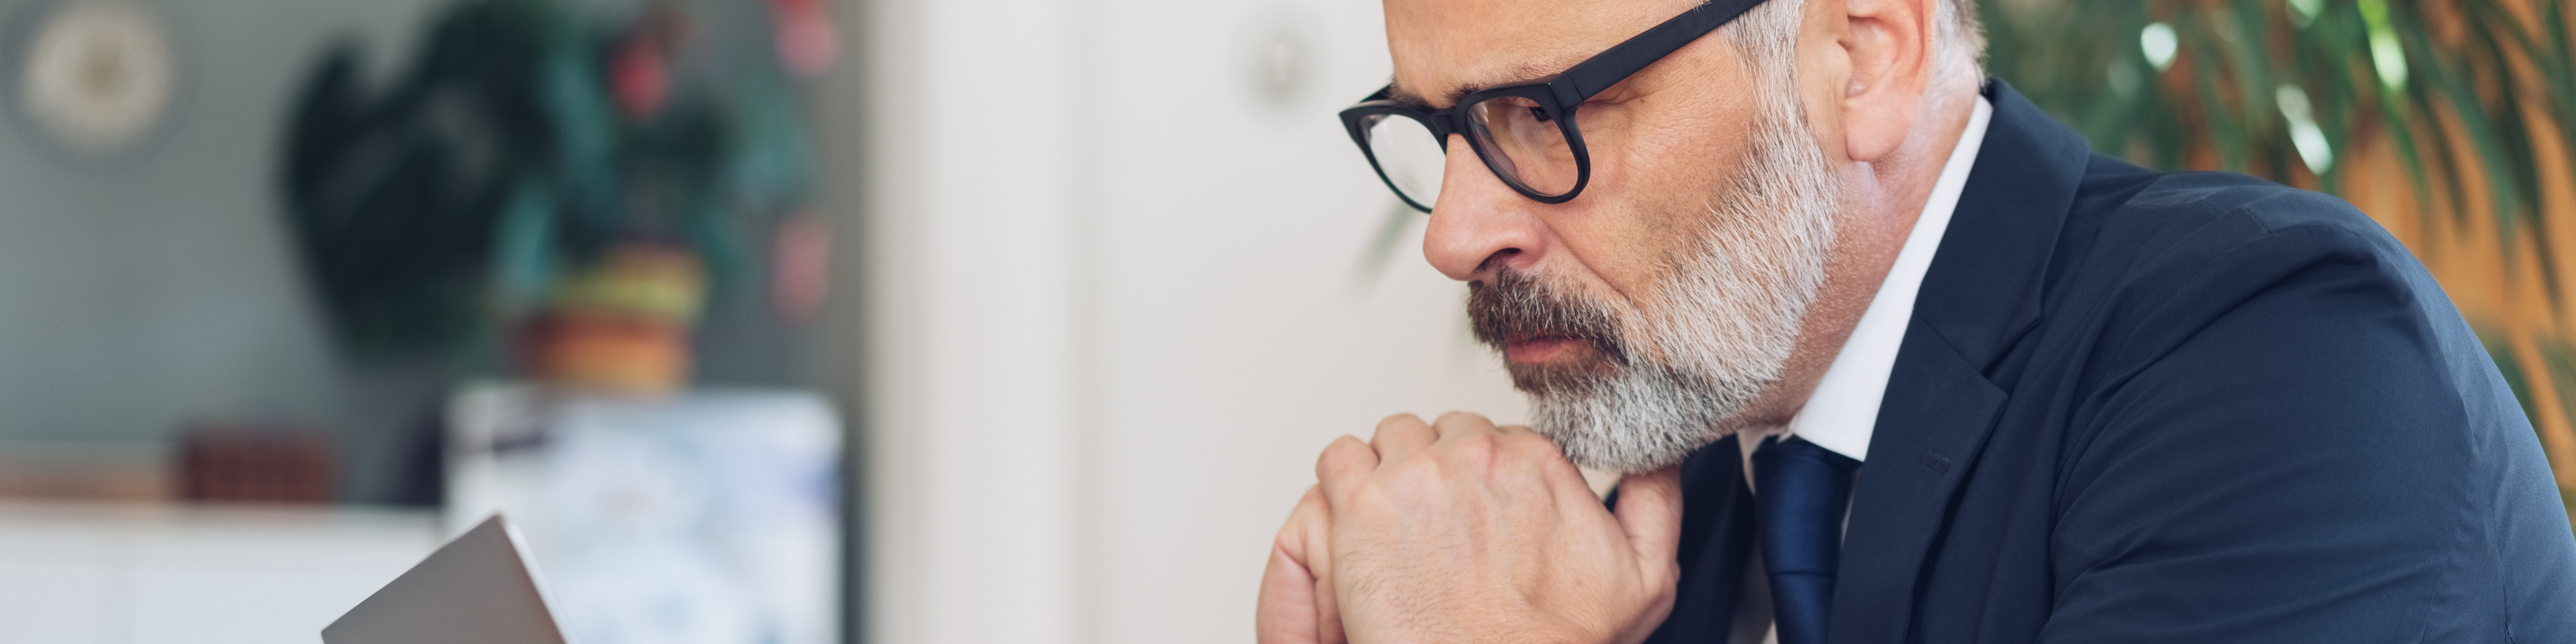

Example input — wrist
[1351,614,1594,644]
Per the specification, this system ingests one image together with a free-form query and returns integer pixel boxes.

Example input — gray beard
[1509,90,1841,474]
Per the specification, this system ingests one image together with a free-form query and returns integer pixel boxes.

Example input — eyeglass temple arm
[1554,0,1769,105]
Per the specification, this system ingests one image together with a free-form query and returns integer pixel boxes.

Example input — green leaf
[2412,80,2478,233]
[2399,13,2525,251]
[2186,22,2253,172]
[2379,98,2440,239]
[2226,0,2281,127]
[2463,0,2561,303]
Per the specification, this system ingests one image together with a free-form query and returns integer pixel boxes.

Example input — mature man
[1256,0,2576,642]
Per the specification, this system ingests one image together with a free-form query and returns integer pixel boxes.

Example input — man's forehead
[1386,55,1587,107]
[1382,0,1686,107]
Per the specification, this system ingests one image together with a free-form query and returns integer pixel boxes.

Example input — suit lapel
[1643,434,1757,644]
[1822,80,2092,644]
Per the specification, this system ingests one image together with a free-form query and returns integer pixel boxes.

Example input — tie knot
[1754,435,1861,476]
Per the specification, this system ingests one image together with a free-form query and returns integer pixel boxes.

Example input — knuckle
[1272,520,1301,549]
[1368,420,1423,447]
[1433,410,1494,431]
[1317,436,1371,477]
[1376,413,1427,433]
[1322,435,1369,461]
[1450,432,1502,470]
[1642,562,1682,606]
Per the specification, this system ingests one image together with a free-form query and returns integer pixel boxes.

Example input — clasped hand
[1256,412,1684,644]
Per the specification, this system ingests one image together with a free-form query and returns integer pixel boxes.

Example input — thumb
[1611,467,1685,565]
[1257,487,1345,644]
[1257,538,1321,644]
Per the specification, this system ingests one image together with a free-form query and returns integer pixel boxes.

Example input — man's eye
[1528,106,1554,123]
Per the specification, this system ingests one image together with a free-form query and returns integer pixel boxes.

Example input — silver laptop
[322,515,570,644]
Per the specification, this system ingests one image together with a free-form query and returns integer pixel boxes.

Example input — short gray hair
[1720,0,1986,94]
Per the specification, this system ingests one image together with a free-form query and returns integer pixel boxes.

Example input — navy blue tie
[1752,435,1860,644]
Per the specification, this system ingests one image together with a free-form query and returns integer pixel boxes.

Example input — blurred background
[0,0,2563,643]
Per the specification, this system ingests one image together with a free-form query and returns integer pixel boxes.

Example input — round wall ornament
[7,0,178,162]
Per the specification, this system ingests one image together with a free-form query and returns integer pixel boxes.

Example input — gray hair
[1718,0,1986,100]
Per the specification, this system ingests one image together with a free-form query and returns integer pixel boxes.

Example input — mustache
[1466,268,1629,367]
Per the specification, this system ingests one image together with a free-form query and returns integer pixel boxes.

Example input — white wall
[839,0,1529,642]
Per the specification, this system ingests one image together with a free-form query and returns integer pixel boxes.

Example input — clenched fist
[1257,412,1685,644]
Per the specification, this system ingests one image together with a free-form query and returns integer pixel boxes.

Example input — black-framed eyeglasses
[1339,0,1767,212]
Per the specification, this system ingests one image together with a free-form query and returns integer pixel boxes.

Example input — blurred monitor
[446,383,841,644]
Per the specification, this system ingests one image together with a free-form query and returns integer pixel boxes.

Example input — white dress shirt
[1724,95,1994,644]
[1783,95,1994,461]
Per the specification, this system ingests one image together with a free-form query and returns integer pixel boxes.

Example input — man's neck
[1873,91,1985,237]
[1737,86,1986,431]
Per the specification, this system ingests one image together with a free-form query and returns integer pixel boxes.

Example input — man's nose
[1421,134,1549,282]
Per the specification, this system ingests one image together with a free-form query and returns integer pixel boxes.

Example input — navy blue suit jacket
[1640,81,2576,643]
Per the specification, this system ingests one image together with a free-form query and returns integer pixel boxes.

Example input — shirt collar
[1784,96,1994,462]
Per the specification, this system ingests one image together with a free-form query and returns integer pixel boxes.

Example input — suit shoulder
[2055,160,2412,291]
[2038,162,2457,380]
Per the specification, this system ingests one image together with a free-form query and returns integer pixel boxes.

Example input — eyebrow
[1384,54,1592,108]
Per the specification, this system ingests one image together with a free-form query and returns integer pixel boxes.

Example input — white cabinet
[0,503,437,644]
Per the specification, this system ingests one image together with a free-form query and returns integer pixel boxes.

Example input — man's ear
[1837,0,1935,164]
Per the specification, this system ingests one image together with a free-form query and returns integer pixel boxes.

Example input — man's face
[1388,0,1773,287]
[1388,0,1845,472]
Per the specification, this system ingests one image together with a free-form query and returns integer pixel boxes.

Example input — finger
[1315,562,1348,644]
[1293,488,1348,644]
[1427,413,1506,478]
[1611,466,1687,568]
[1428,411,1499,441]
[1367,413,1437,467]
[1315,435,1379,509]
[1259,488,1335,644]
[1493,424,1592,498]
[1276,486,1329,568]
[1257,536,1323,644]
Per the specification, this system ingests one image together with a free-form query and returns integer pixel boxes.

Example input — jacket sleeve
[2034,197,2576,642]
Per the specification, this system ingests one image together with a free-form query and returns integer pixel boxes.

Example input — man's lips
[1505,335,1591,364]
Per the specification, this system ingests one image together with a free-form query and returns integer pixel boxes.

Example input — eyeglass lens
[1465,96,1579,197]
[1364,113,1448,210]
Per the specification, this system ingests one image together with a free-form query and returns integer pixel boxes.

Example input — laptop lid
[322,515,568,644]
